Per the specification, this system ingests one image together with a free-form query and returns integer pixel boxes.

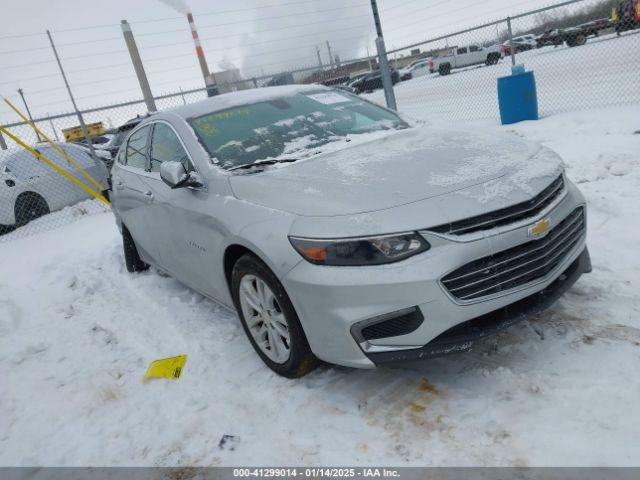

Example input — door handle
[115,180,124,190]
[143,190,154,201]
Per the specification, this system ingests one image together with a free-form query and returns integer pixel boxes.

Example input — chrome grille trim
[441,207,585,301]
[429,174,565,236]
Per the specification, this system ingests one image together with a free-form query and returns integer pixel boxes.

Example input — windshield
[188,90,409,170]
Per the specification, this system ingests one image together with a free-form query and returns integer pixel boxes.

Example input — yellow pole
[3,97,106,192]
[0,125,110,205]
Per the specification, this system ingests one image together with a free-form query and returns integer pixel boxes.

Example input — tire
[122,225,149,273]
[438,63,451,76]
[568,34,586,47]
[485,53,499,65]
[231,253,318,378]
[14,192,49,227]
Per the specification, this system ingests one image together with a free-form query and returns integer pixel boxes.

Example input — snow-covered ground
[1,31,640,466]
[370,31,640,123]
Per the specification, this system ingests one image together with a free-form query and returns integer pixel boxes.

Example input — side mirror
[160,161,203,189]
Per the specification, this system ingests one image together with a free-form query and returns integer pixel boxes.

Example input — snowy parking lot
[2,32,640,466]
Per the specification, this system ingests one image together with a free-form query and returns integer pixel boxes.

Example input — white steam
[157,0,190,15]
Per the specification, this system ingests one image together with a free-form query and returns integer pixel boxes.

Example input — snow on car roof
[166,84,328,120]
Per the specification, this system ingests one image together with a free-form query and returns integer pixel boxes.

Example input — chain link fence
[1,0,638,243]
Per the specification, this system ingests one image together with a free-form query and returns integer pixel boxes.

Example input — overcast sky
[0,0,568,123]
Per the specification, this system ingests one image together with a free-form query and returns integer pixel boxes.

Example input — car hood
[228,126,562,217]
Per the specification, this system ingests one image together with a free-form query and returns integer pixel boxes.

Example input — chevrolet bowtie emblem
[529,218,551,238]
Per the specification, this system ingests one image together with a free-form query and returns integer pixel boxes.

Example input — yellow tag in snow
[143,355,187,381]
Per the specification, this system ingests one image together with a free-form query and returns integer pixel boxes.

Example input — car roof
[163,84,327,120]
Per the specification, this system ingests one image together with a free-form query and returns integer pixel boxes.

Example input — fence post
[18,89,42,142]
[47,113,60,141]
[370,0,397,110]
[47,30,98,161]
[507,17,516,67]
[121,20,157,112]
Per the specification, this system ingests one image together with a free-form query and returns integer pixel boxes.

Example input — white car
[429,44,503,75]
[398,59,431,81]
[0,143,109,231]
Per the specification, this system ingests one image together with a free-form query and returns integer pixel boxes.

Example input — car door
[455,47,468,67]
[412,61,429,77]
[110,124,164,266]
[137,120,228,301]
[468,45,484,65]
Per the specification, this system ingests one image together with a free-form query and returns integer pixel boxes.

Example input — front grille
[441,207,585,301]
[429,174,565,236]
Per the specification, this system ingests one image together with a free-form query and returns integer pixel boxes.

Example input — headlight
[289,232,430,266]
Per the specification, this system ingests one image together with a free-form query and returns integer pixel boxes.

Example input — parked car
[536,28,587,48]
[0,143,109,232]
[266,72,295,87]
[398,59,431,81]
[74,142,116,169]
[614,0,640,34]
[349,68,400,93]
[536,29,565,47]
[94,117,145,160]
[110,85,590,377]
[429,44,503,75]
[502,34,537,56]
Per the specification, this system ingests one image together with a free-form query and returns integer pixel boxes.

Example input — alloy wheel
[239,274,291,364]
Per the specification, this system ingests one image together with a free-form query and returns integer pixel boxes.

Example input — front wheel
[232,254,318,378]
[122,225,149,273]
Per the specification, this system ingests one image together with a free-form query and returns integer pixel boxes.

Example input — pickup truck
[429,45,503,76]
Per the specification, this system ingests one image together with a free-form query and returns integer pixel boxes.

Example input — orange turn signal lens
[299,246,327,262]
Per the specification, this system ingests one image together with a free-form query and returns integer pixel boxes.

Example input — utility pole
[326,41,335,69]
[121,20,157,112]
[369,0,397,110]
[17,89,42,142]
[316,46,323,70]
[46,30,98,161]
[366,46,373,70]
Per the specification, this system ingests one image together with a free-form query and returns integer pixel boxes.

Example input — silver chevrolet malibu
[110,85,590,377]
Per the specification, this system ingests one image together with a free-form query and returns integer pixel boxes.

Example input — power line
[0,0,370,41]
[1,9,373,57]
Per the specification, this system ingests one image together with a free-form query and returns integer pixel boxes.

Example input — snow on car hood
[229,126,562,217]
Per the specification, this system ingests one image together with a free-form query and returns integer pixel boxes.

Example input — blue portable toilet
[497,67,539,125]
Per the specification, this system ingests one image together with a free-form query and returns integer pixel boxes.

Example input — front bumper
[367,247,590,364]
[282,180,589,368]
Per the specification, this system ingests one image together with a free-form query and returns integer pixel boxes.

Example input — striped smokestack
[187,12,215,90]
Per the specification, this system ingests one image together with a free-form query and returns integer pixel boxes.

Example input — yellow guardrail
[3,97,106,193]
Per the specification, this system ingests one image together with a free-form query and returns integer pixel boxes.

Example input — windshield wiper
[228,157,300,171]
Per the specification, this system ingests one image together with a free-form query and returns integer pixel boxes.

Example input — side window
[457,47,468,55]
[149,123,190,173]
[125,125,150,169]
[469,45,480,52]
